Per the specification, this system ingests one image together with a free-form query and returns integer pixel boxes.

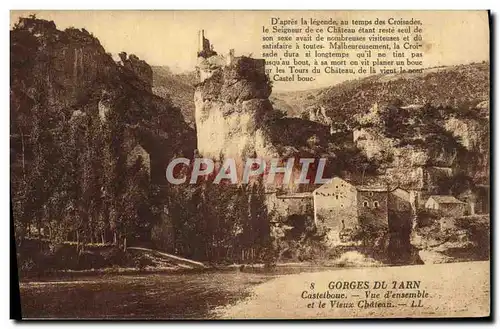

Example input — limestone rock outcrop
[195,55,276,159]
[118,52,154,92]
[443,109,490,184]
[411,215,489,264]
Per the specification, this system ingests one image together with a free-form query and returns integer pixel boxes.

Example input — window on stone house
[363,201,368,207]
[374,201,379,208]
[336,195,339,200]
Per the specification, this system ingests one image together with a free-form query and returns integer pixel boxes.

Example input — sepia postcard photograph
[9,9,491,320]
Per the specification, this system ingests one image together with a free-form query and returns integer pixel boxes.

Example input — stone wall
[266,192,313,220]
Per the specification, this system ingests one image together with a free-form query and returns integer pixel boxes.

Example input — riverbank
[16,240,211,280]
[19,249,384,281]
[215,261,490,319]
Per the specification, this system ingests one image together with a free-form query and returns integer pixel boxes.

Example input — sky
[11,10,490,91]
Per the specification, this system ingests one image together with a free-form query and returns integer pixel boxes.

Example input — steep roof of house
[313,176,399,193]
[313,177,350,192]
[428,195,465,204]
[391,188,411,201]
[355,186,390,192]
[351,174,399,192]
[276,192,313,199]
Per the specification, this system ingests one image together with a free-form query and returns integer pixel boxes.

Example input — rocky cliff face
[194,56,276,159]
[271,62,490,190]
[10,16,195,184]
[11,17,116,111]
[118,52,153,92]
[443,104,490,184]
[411,214,489,264]
[349,101,490,193]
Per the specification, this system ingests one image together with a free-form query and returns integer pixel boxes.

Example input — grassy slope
[151,66,197,124]
[272,62,489,121]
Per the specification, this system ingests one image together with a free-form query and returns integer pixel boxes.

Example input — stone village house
[424,195,466,217]
[312,177,413,245]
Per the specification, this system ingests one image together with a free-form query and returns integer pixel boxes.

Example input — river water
[19,267,332,319]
